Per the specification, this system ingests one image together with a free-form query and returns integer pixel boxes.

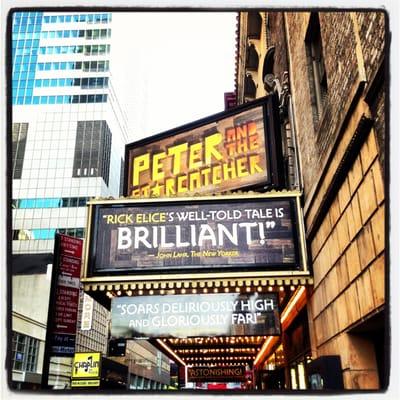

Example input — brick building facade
[236,11,386,390]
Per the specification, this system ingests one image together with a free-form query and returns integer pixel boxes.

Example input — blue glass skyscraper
[11,10,128,255]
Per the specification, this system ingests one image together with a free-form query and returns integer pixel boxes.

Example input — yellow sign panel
[71,352,101,379]
[71,379,100,387]
[125,100,279,199]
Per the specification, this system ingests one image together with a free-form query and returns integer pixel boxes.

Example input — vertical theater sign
[80,95,312,384]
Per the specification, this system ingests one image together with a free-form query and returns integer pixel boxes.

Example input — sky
[111,12,238,142]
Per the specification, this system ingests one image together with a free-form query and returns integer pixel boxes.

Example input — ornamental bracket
[263,71,290,120]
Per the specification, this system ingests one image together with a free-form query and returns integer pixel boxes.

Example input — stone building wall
[235,10,387,390]
[284,11,386,389]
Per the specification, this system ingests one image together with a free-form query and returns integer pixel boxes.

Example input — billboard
[71,352,101,388]
[84,194,305,276]
[124,96,284,198]
[71,352,101,379]
[111,292,280,339]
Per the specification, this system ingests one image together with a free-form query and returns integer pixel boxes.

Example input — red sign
[54,285,80,334]
[207,383,227,390]
[59,234,83,259]
[50,234,83,356]
[59,254,81,278]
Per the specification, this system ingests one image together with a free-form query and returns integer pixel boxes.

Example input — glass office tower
[11,11,129,254]
[10,12,129,388]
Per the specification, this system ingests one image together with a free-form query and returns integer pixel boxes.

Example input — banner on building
[81,293,94,331]
[188,366,246,382]
[50,234,83,357]
[110,292,280,339]
[85,194,305,277]
[124,95,283,198]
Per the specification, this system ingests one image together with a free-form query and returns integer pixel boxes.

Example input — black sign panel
[87,195,302,276]
[110,293,280,339]
[124,95,284,198]
[188,366,246,382]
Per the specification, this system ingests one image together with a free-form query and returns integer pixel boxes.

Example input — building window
[12,332,39,372]
[12,227,85,240]
[244,74,257,99]
[247,12,262,39]
[245,43,259,71]
[12,197,89,209]
[305,13,328,123]
[73,120,112,186]
[12,123,28,179]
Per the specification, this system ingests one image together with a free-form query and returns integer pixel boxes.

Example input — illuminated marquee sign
[84,193,307,277]
[111,292,280,339]
[188,366,246,382]
[124,95,284,198]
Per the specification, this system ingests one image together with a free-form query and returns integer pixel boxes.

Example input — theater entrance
[87,278,313,392]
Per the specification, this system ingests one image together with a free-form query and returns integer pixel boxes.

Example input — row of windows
[12,93,108,105]
[12,332,39,372]
[13,47,39,57]
[12,13,42,32]
[13,77,108,90]
[12,28,111,41]
[12,23,42,34]
[13,227,85,240]
[41,13,111,24]
[12,71,35,82]
[12,31,41,40]
[33,77,109,89]
[12,39,40,49]
[39,28,111,40]
[13,63,37,73]
[12,197,90,209]
[13,13,111,29]
[13,12,42,25]
[13,65,36,76]
[13,54,38,64]
[39,44,110,55]
[36,60,110,72]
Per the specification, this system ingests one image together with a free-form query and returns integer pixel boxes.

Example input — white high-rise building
[10,11,129,389]
[11,11,129,255]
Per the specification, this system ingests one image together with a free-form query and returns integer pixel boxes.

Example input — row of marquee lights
[184,356,255,361]
[166,336,266,345]
[189,363,246,367]
[104,285,295,298]
[176,348,259,354]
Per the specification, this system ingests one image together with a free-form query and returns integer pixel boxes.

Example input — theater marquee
[83,193,307,277]
[111,292,280,339]
[124,96,284,198]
